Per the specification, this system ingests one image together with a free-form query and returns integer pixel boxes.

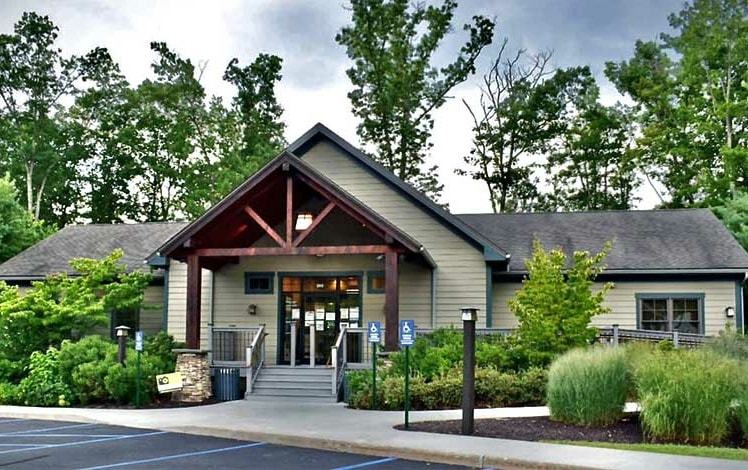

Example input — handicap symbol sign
[367,321,381,343]
[399,319,416,347]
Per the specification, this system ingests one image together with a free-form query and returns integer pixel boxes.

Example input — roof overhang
[154,151,435,268]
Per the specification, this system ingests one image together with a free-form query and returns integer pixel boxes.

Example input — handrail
[331,326,348,397]
[246,325,266,395]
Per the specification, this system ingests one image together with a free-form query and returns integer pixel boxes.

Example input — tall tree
[546,102,641,211]
[0,174,52,262]
[0,12,111,223]
[457,42,595,212]
[336,0,494,200]
[606,0,748,207]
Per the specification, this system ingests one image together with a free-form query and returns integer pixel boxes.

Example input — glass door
[279,275,361,366]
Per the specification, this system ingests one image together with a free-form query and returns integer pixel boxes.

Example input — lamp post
[461,307,479,435]
[115,325,131,365]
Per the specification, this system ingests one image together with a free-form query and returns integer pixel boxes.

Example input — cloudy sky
[0,0,684,213]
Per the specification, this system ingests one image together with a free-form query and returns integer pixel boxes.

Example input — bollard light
[115,325,130,365]
[461,307,479,436]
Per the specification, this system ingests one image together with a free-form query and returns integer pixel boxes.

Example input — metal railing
[212,327,260,365]
[598,324,708,348]
[331,326,347,396]
[246,324,266,395]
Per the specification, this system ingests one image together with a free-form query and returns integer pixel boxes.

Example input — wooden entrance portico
[158,152,432,351]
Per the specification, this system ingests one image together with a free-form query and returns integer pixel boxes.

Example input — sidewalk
[0,399,743,470]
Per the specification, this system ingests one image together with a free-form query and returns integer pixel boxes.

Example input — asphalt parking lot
[0,418,485,469]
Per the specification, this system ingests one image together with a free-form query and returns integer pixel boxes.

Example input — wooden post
[286,176,293,245]
[384,249,399,351]
[186,254,202,349]
[673,330,680,348]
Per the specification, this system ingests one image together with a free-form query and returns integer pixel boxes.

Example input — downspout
[207,270,215,363]
[430,267,437,328]
[161,269,169,332]
[485,265,493,328]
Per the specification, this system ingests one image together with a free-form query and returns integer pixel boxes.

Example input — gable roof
[0,222,187,281]
[287,123,507,261]
[458,209,748,273]
[155,151,432,264]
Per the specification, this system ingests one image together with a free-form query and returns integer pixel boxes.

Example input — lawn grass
[547,440,748,461]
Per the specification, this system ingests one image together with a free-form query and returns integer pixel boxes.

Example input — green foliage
[17,348,72,407]
[389,328,463,380]
[606,0,748,207]
[0,382,20,405]
[705,326,748,360]
[0,250,151,363]
[509,239,613,367]
[0,175,53,262]
[547,347,629,426]
[713,190,748,251]
[346,366,547,411]
[336,0,494,200]
[635,349,741,445]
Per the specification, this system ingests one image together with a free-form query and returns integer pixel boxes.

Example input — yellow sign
[156,372,183,393]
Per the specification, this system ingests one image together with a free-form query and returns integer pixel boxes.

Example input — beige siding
[302,140,486,326]
[209,255,427,365]
[167,261,213,350]
[492,279,737,336]
[140,285,164,336]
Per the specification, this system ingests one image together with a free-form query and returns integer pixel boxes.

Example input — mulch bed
[400,414,746,448]
[399,414,642,444]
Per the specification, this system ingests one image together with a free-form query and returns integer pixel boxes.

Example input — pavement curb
[160,424,605,470]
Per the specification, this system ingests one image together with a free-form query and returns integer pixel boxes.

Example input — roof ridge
[457,208,711,216]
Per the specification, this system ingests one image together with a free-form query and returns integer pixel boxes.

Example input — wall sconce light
[295,213,313,230]
[725,306,735,318]
[248,304,257,316]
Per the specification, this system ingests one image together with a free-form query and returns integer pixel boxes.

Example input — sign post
[399,319,416,429]
[135,330,144,407]
[367,321,381,409]
[461,307,479,435]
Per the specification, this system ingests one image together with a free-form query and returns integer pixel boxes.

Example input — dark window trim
[635,293,705,334]
[367,270,385,294]
[244,272,275,294]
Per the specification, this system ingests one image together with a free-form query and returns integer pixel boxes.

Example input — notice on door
[291,308,301,320]
[349,307,360,320]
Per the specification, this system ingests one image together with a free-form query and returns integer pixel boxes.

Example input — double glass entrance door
[280,275,361,366]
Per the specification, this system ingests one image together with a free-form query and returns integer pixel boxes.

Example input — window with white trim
[637,294,703,334]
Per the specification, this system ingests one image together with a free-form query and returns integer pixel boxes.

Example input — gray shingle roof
[0,223,188,281]
[458,209,748,273]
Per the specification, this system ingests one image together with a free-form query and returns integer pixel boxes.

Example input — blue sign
[135,330,144,352]
[367,321,381,343]
[399,320,416,347]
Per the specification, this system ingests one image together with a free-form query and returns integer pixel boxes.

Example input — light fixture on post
[725,306,735,318]
[295,213,313,230]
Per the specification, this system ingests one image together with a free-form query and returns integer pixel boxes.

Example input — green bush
[17,348,72,407]
[704,327,748,361]
[546,347,629,426]
[389,329,463,380]
[636,349,741,445]
[0,382,20,405]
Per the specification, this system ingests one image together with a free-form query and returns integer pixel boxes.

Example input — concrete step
[256,374,332,383]
[252,387,334,398]
[261,367,333,377]
[254,380,331,390]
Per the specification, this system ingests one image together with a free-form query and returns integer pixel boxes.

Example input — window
[367,271,385,294]
[637,294,704,334]
[244,272,274,294]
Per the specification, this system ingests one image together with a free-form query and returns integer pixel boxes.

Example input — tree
[606,0,748,207]
[509,239,613,367]
[0,174,52,262]
[0,250,151,364]
[0,12,113,223]
[336,0,495,200]
[713,189,748,250]
[546,102,641,211]
[457,41,595,212]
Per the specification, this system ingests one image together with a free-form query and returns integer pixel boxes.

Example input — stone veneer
[172,349,211,402]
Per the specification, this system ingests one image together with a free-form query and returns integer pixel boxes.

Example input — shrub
[636,349,741,445]
[546,347,628,426]
[17,348,72,407]
[704,327,748,361]
[389,329,462,380]
[0,382,20,405]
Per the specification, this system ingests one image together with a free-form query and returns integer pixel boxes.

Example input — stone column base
[172,349,211,402]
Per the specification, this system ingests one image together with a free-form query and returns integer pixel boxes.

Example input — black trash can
[213,367,241,401]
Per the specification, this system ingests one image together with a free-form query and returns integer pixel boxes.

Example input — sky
[0,0,685,214]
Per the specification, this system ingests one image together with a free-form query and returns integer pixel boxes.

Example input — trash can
[213,367,241,401]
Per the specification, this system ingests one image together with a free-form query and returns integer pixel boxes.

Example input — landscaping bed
[401,413,745,448]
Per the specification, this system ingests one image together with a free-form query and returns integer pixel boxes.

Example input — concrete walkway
[0,399,743,470]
